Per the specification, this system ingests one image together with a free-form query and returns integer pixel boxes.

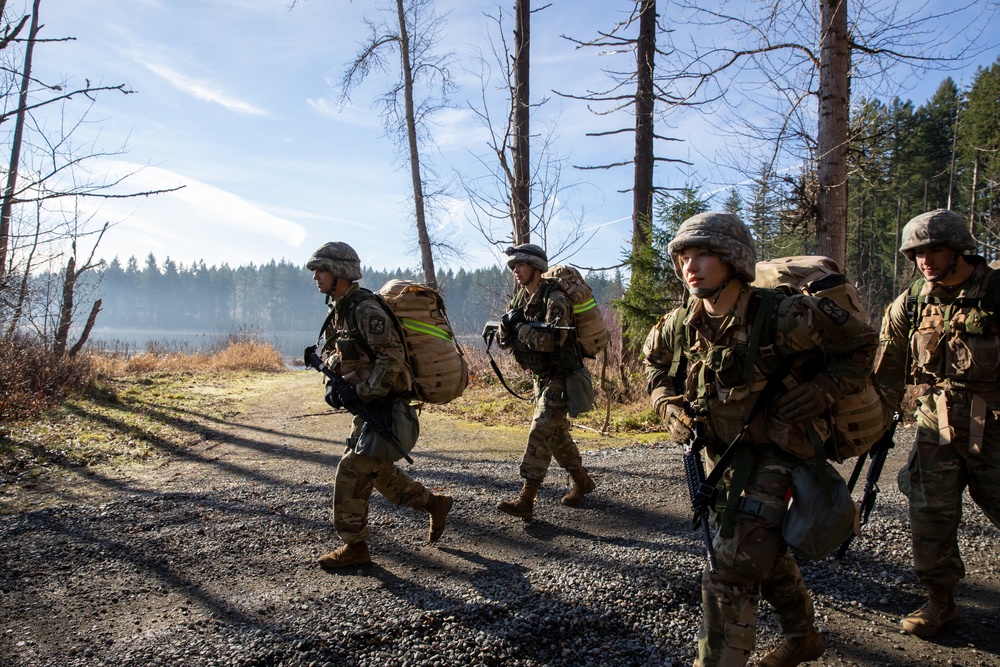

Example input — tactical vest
[906,263,1000,389]
[510,281,582,377]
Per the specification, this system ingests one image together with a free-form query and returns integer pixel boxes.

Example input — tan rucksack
[542,265,609,358]
[373,280,469,404]
[752,255,888,460]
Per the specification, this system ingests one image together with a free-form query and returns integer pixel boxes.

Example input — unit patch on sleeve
[368,315,387,335]
[550,307,565,324]
[818,297,850,325]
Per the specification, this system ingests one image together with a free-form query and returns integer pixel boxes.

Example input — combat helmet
[899,209,976,260]
[505,243,548,273]
[667,212,757,282]
[306,242,362,281]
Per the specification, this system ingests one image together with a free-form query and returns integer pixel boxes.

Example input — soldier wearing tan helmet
[306,242,453,569]
[494,243,597,522]
[875,209,1000,638]
[642,212,877,667]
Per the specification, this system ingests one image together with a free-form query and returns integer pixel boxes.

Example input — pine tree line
[82,254,625,339]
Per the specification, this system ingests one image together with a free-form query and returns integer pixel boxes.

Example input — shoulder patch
[818,297,850,325]
[551,306,565,323]
[368,315,387,335]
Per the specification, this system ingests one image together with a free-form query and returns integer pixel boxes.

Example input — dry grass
[88,339,286,377]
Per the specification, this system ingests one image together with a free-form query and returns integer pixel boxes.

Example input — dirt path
[1,371,998,666]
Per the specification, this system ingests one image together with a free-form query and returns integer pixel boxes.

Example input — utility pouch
[565,366,595,417]
[782,461,858,560]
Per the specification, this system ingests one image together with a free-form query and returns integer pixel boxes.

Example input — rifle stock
[683,422,719,574]
[304,346,414,464]
[834,410,902,560]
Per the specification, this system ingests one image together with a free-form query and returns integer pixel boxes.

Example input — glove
[652,387,694,442]
[500,308,526,344]
[324,381,342,409]
[303,345,318,369]
[336,382,361,411]
[774,379,835,422]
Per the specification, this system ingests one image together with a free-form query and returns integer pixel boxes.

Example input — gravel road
[1,371,998,667]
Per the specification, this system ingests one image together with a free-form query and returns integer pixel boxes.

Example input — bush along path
[1,371,998,667]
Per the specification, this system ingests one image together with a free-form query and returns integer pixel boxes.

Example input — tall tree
[511,0,531,243]
[333,0,455,288]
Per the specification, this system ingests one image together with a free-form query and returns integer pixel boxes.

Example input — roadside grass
[0,339,287,485]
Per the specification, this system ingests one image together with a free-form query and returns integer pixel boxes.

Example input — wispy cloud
[144,62,269,117]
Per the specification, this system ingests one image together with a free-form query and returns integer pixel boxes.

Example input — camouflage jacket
[499,278,580,377]
[876,255,1000,407]
[643,285,877,460]
[319,283,412,402]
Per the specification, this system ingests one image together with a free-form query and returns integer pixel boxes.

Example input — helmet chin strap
[692,276,733,303]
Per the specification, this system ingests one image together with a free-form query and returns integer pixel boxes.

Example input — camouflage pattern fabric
[502,282,585,483]
[898,209,976,261]
[317,281,429,546]
[877,255,1000,595]
[320,283,412,402]
[644,285,877,665]
[697,451,814,667]
[333,447,430,545]
[667,212,758,282]
[306,241,363,281]
[519,375,585,482]
[505,243,548,272]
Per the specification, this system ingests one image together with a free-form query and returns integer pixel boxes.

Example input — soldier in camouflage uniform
[875,209,1000,637]
[307,242,453,569]
[495,243,596,521]
[643,213,877,667]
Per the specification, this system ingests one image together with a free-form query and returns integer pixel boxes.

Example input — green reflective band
[401,317,452,341]
[573,298,597,314]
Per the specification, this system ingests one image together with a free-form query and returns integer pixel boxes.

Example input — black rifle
[303,346,414,464]
[683,421,719,574]
[834,410,902,560]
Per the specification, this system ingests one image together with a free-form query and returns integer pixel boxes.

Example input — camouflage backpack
[343,280,469,404]
[541,265,609,358]
[752,256,888,460]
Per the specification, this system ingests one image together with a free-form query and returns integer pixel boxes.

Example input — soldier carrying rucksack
[304,241,453,570]
[642,212,878,667]
[494,243,598,522]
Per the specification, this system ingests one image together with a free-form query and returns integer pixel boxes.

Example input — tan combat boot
[561,468,596,507]
[317,542,371,569]
[497,480,540,521]
[901,589,959,637]
[426,493,454,543]
[758,631,825,667]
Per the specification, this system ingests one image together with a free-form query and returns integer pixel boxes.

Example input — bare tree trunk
[970,155,979,234]
[53,255,76,357]
[395,0,437,288]
[815,0,849,267]
[511,0,531,244]
[632,0,656,252]
[0,0,41,282]
[68,299,101,357]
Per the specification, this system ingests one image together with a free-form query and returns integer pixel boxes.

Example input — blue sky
[28,0,1000,275]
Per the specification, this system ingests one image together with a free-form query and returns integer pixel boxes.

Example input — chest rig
[510,282,581,377]
[906,268,1000,387]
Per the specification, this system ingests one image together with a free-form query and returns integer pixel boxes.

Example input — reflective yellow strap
[573,298,597,314]
[400,317,452,342]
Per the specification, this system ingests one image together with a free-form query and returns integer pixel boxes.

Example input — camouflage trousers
[333,448,430,545]
[696,451,815,667]
[518,375,584,483]
[898,396,1000,594]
